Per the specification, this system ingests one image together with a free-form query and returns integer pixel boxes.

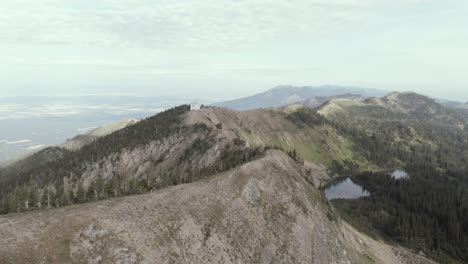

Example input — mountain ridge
[0,150,435,264]
[213,85,388,110]
[1,92,468,263]
[365,92,445,114]
[319,92,456,118]
[285,93,366,111]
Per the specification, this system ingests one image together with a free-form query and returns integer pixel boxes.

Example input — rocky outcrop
[77,128,226,188]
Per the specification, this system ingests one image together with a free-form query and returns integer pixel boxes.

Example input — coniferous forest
[280,98,468,263]
[320,101,468,263]
[0,105,268,215]
[334,166,468,263]
[1,98,468,263]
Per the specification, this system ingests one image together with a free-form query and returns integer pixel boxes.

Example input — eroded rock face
[67,125,240,194]
[0,151,435,264]
[79,130,218,185]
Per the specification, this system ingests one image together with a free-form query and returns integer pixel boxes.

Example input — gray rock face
[78,129,221,188]
[0,151,435,264]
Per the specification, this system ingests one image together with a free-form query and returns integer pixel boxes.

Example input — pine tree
[16,185,27,212]
[62,190,71,206]
[29,184,38,209]
[106,175,120,197]
[49,189,56,208]
[87,180,97,201]
[41,188,50,209]
[68,188,75,204]
[96,174,105,199]
[128,178,138,194]
[10,191,19,213]
[55,186,64,208]
[76,182,86,203]
[0,194,10,214]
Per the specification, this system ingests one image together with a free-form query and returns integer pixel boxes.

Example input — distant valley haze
[1,84,466,164]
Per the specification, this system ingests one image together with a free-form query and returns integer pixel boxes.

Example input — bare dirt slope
[0,151,434,264]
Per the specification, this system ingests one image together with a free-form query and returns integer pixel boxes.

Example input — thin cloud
[0,0,467,100]
[26,144,46,151]
[0,0,425,49]
[0,102,165,120]
[6,139,32,145]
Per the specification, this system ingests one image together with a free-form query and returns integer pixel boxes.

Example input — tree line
[0,132,274,215]
[334,165,468,263]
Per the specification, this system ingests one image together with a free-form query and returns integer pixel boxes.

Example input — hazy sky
[1,0,467,101]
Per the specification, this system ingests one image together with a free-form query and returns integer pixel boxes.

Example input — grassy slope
[187,107,380,173]
[318,94,468,263]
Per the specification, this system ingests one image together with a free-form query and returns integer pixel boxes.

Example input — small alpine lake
[324,177,370,201]
[324,170,410,201]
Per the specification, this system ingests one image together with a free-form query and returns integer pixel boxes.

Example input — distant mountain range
[1,89,467,263]
[1,95,449,263]
[213,85,389,110]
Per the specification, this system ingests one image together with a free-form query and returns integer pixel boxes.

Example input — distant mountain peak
[317,98,362,117]
[317,91,451,119]
[384,91,424,98]
[363,92,440,112]
[290,93,366,111]
[213,85,388,110]
[269,85,296,91]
